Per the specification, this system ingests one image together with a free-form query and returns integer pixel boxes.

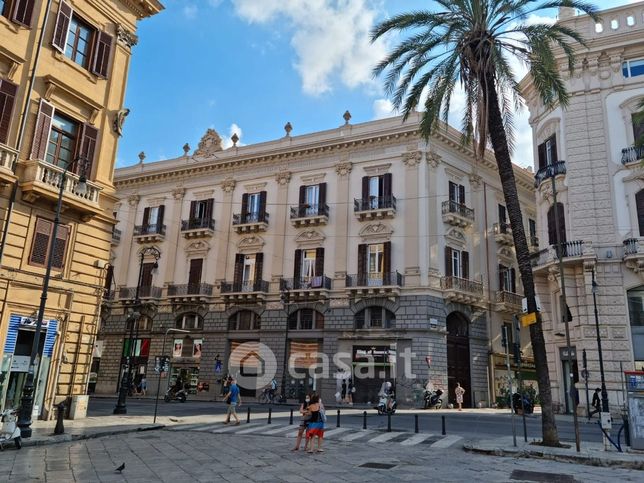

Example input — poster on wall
[193,339,203,358]
[172,339,183,358]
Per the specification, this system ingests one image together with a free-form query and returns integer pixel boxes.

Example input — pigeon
[115,463,125,473]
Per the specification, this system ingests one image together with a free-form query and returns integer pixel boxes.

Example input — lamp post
[280,287,290,402]
[591,269,609,413]
[17,157,89,438]
[113,246,161,414]
[153,327,189,423]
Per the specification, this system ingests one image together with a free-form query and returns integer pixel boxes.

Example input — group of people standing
[292,393,326,453]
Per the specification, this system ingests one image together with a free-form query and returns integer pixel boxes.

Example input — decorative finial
[343,110,352,125]
[284,122,293,137]
[138,151,146,164]
[231,133,239,147]
[182,143,190,156]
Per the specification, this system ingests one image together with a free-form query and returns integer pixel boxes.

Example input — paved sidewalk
[464,436,644,470]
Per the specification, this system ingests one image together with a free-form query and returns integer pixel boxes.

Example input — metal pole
[414,414,419,433]
[387,412,391,432]
[246,407,251,424]
[289,409,293,425]
[551,173,581,453]
[441,415,446,435]
[153,330,168,424]
[504,326,516,447]
[363,411,367,430]
[514,315,527,442]
[336,409,340,428]
[280,289,289,402]
[268,407,272,424]
[583,349,590,419]
[592,270,609,413]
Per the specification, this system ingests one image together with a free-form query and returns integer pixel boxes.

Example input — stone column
[403,150,422,287]
[426,151,442,289]
[271,171,291,291]
[468,173,484,281]
[333,161,352,288]
[117,194,139,288]
[163,187,185,285]
[215,178,236,284]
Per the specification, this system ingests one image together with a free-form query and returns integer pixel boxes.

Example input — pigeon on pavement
[115,463,125,473]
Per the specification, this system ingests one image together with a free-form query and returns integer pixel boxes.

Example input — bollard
[337,409,340,428]
[414,414,419,434]
[246,407,251,423]
[289,409,294,425]
[268,407,272,424]
[441,415,446,435]
[387,413,391,432]
[54,401,65,435]
[363,411,367,430]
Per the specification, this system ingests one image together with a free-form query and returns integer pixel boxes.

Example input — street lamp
[153,327,189,423]
[113,246,161,414]
[591,269,609,413]
[17,157,89,438]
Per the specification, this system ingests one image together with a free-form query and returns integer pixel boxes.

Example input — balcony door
[242,255,255,291]
[294,248,324,288]
[188,259,203,292]
[367,244,384,286]
[538,134,558,170]
[449,181,465,205]
[498,264,516,293]
[637,189,644,236]
[547,202,567,252]
[305,185,319,216]
[247,193,261,221]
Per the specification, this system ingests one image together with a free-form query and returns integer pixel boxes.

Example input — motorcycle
[0,409,22,450]
[423,388,443,410]
[376,394,397,415]
[257,387,276,404]
[511,393,534,415]
[164,384,188,403]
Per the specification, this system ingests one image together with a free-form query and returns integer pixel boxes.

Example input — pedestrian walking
[291,394,312,451]
[223,377,241,425]
[305,395,325,453]
[588,388,601,420]
[341,380,347,403]
[348,378,354,406]
[140,376,147,396]
[455,382,465,411]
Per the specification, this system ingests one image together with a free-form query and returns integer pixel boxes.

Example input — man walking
[588,388,601,420]
[223,377,242,425]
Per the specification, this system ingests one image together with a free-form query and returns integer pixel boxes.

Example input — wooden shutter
[30,99,54,161]
[205,198,214,220]
[157,205,165,226]
[361,176,369,200]
[255,252,264,285]
[548,203,566,245]
[459,184,466,204]
[0,80,17,145]
[529,218,537,238]
[537,142,546,170]
[498,264,505,291]
[259,191,267,215]
[315,247,324,276]
[11,0,35,27]
[52,1,72,52]
[104,264,114,292]
[50,225,69,269]
[498,205,506,223]
[91,31,113,78]
[383,173,392,198]
[449,181,456,202]
[383,241,391,275]
[510,268,517,293]
[188,259,203,286]
[550,135,558,163]
[318,183,327,211]
[140,263,154,287]
[78,123,98,174]
[293,249,302,280]
[299,185,306,205]
[233,254,244,286]
[29,218,52,266]
[142,207,150,228]
[189,200,197,220]
[241,193,249,215]
[445,246,453,276]
[462,251,469,279]
[357,244,367,277]
[637,190,644,236]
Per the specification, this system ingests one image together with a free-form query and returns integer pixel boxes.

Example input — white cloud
[222,123,245,149]
[182,4,198,19]
[232,0,388,96]
[372,98,396,119]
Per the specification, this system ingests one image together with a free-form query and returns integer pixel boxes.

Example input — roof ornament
[343,110,352,125]
[284,122,293,137]
[138,151,145,165]
[194,128,223,157]
[182,143,190,156]
[231,133,239,147]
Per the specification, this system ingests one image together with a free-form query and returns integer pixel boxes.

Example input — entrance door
[447,312,471,407]
[560,346,579,414]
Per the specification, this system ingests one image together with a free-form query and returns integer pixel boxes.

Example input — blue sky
[117,0,633,169]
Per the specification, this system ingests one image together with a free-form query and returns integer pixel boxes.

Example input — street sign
[154,355,170,373]
[521,296,541,313]
[521,312,537,327]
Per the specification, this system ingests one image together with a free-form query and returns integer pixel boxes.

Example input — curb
[462,442,644,471]
[20,424,165,448]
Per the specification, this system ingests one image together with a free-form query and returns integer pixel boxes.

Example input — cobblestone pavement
[1,429,642,483]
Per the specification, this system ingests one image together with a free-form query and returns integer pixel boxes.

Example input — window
[302,249,316,279]
[1,0,35,26]
[0,79,17,145]
[240,191,267,223]
[191,199,213,220]
[355,307,395,329]
[368,244,384,284]
[233,253,263,291]
[632,113,644,144]
[444,246,469,279]
[537,134,558,170]
[176,313,203,330]
[547,202,566,246]
[622,59,644,78]
[637,190,644,236]
[142,205,165,230]
[46,112,77,167]
[529,218,537,244]
[293,248,324,287]
[288,309,324,330]
[188,258,203,289]
[29,218,70,269]
[499,265,517,293]
[65,15,93,67]
[627,15,635,27]
[128,315,152,332]
[360,174,392,209]
[297,183,327,217]
[502,322,514,348]
[449,181,465,205]
[228,310,261,330]
[357,242,391,286]
[305,185,319,215]
[247,193,260,218]
[243,255,255,283]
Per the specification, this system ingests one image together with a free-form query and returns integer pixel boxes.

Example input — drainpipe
[483,181,495,407]
[0,0,56,265]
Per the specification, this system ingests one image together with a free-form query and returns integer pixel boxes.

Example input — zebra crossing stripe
[191,423,223,432]
[429,434,462,449]
[340,430,374,442]
[320,427,351,439]
[400,434,434,446]
[261,425,296,435]
[367,432,402,443]
[211,423,263,434]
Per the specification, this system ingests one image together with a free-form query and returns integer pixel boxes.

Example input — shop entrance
[447,312,471,407]
[352,345,396,405]
[560,346,578,414]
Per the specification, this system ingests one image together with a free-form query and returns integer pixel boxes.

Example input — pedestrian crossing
[169,422,463,448]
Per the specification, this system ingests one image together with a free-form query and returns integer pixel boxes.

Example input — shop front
[492,353,537,407]
[352,345,397,405]
[118,338,150,393]
[287,340,321,402]
[0,314,59,417]
[169,337,204,396]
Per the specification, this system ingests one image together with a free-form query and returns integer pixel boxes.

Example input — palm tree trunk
[483,73,560,446]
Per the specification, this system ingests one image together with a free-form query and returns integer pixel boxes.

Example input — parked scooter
[0,409,22,450]
[511,393,534,415]
[423,388,443,409]
[376,381,397,415]
[164,384,188,403]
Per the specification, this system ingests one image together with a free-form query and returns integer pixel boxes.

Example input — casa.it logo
[228,342,277,390]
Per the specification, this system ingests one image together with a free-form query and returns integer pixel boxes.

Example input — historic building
[521,3,644,414]
[0,0,163,419]
[97,112,537,408]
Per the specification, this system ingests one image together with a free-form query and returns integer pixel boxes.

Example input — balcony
[112,228,122,245]
[19,159,102,219]
[167,283,214,301]
[345,271,403,298]
[232,212,269,233]
[623,237,644,273]
[118,285,163,301]
[181,218,215,238]
[280,276,332,300]
[495,290,523,314]
[493,222,513,245]
[530,240,594,272]
[534,160,566,189]
[354,196,396,221]
[621,145,644,165]
[0,143,18,186]
[441,276,485,306]
[290,203,329,227]
[529,235,540,253]
[441,200,474,227]
[133,223,166,243]
[220,280,269,303]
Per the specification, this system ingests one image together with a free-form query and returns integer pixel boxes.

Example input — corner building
[0,0,162,419]
[98,113,537,407]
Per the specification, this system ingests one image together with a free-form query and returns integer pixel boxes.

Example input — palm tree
[634,97,644,149]
[372,0,598,446]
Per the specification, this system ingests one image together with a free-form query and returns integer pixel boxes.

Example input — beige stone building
[521,3,644,414]
[97,112,537,408]
[0,0,162,419]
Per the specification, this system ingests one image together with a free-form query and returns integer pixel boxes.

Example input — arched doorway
[447,312,471,408]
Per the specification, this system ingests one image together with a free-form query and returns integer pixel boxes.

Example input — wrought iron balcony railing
[534,161,566,188]
[290,203,329,219]
[495,290,523,307]
[621,145,644,165]
[345,271,403,287]
[530,240,585,267]
[167,283,213,296]
[232,211,269,225]
[441,200,475,222]
[354,195,396,212]
[440,276,484,296]
[181,218,215,231]
[493,222,512,235]
[220,280,269,293]
[133,223,166,236]
[280,276,332,291]
[624,237,643,256]
[112,228,122,242]
[118,286,163,300]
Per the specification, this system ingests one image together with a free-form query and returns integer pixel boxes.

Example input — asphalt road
[89,396,608,444]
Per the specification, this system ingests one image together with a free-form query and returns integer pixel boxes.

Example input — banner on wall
[172,339,183,358]
[193,339,203,358]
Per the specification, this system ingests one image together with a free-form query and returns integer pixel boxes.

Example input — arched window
[126,314,152,332]
[355,307,395,329]
[288,309,324,330]
[228,310,261,330]
[636,189,644,236]
[547,203,566,246]
[176,313,203,330]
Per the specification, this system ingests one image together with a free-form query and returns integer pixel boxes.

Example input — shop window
[28,218,70,270]
[288,309,324,330]
[176,313,203,330]
[355,307,395,329]
[228,310,261,330]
